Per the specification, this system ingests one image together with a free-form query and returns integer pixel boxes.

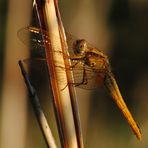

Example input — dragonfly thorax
[73,39,88,55]
[83,51,110,74]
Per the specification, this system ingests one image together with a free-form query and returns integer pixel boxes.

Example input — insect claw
[60,83,69,91]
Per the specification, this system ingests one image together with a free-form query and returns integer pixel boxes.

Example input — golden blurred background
[0,0,148,148]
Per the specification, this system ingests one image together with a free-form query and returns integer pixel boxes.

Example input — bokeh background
[0,0,148,148]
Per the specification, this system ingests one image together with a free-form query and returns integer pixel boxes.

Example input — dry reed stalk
[34,0,81,147]
[54,1,84,147]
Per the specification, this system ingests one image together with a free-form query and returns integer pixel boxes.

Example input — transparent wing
[18,26,46,58]
[73,65,106,89]
[17,26,78,57]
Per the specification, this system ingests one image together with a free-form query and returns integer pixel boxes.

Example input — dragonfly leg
[61,66,88,90]
[60,83,69,91]
[70,61,81,69]
[55,60,81,71]
[59,62,87,90]
[74,67,88,87]
[59,62,81,90]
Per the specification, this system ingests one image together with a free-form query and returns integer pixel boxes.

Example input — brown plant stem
[34,0,79,147]
[54,1,84,148]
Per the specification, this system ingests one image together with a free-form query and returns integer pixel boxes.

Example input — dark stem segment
[18,60,57,148]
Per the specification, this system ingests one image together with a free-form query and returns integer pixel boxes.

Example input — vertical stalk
[34,0,79,147]
[54,1,84,148]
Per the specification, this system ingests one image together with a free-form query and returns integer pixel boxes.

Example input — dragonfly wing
[69,63,105,89]
[18,26,47,58]
[18,26,78,59]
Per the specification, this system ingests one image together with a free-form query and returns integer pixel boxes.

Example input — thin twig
[18,60,57,148]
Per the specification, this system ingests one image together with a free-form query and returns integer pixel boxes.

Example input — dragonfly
[18,26,142,140]
[18,26,110,89]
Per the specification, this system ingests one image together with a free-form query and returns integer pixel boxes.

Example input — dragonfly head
[73,39,88,55]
